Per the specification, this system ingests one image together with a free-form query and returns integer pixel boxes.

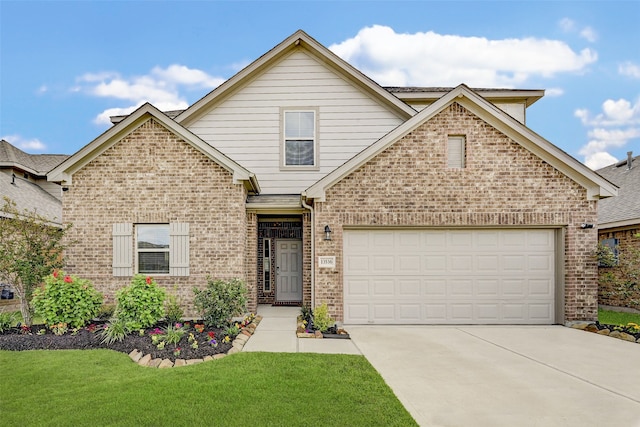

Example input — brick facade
[62,118,250,317]
[314,103,598,322]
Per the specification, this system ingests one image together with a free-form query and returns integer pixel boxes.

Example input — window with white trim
[112,223,189,277]
[137,224,170,274]
[283,110,316,167]
[447,136,466,169]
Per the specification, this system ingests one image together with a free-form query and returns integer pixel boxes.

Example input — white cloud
[329,25,597,87]
[559,18,597,42]
[545,88,564,97]
[580,27,598,43]
[2,134,47,152]
[575,98,640,126]
[576,98,640,168]
[76,65,224,126]
[619,62,640,79]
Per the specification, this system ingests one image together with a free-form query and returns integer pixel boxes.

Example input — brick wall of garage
[62,118,251,317]
[314,102,598,322]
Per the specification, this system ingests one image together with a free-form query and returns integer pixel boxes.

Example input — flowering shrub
[115,275,166,330]
[32,271,103,329]
[50,322,68,336]
[194,324,205,333]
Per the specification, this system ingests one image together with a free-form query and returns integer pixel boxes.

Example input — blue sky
[1,1,638,169]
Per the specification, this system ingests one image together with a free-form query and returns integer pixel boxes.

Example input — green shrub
[31,271,103,328]
[115,275,166,330]
[164,291,184,324]
[313,303,334,332]
[193,278,248,328]
[0,311,18,332]
[96,303,116,320]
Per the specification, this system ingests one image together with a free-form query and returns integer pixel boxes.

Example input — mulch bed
[0,321,233,362]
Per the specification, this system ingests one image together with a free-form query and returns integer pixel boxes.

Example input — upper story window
[447,135,466,169]
[137,224,170,274]
[283,110,316,168]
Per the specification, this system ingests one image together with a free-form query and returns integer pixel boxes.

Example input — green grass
[598,308,640,326]
[0,350,416,427]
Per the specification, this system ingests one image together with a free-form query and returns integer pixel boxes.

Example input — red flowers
[207,331,215,339]
[63,275,73,283]
[145,276,152,284]
[52,270,59,278]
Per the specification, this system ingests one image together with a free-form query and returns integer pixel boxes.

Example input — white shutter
[112,223,133,276]
[448,136,466,169]
[169,223,189,276]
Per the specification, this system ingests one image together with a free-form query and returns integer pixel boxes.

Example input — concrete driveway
[347,325,640,427]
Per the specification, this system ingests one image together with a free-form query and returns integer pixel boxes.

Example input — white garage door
[344,229,556,325]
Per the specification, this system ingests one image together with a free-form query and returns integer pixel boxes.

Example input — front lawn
[598,308,640,326]
[0,350,416,427]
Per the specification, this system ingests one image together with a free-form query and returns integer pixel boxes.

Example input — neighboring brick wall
[598,226,640,309]
[314,103,598,322]
[62,118,250,317]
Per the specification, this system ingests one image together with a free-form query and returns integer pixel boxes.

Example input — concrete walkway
[242,305,360,355]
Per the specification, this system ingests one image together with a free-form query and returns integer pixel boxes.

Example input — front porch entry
[257,217,303,305]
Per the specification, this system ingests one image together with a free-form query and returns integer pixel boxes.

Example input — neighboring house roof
[174,30,417,126]
[0,139,68,176]
[305,84,618,202]
[0,173,62,225]
[596,154,639,229]
[47,103,260,193]
[385,87,544,107]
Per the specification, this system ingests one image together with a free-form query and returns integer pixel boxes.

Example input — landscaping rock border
[568,321,640,344]
[129,316,262,368]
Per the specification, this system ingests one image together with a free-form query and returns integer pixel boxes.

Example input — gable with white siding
[187,48,407,194]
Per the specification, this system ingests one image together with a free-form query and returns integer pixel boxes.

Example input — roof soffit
[176,30,415,126]
[47,103,259,192]
[305,84,617,201]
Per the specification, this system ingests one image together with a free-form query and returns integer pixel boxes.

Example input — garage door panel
[372,279,394,296]
[344,229,555,324]
[399,279,421,296]
[425,279,447,296]
[372,304,395,320]
[345,279,369,296]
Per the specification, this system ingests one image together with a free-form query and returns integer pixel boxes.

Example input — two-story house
[48,30,616,324]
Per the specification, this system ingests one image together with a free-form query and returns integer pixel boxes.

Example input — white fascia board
[306,86,464,201]
[177,30,415,126]
[306,84,618,201]
[455,95,618,200]
[47,103,259,193]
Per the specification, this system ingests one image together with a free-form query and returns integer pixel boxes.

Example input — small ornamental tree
[0,197,71,325]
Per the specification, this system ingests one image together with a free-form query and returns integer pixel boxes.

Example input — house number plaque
[318,256,336,269]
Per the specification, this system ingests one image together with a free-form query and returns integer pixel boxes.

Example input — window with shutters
[112,222,189,277]
[137,224,170,274]
[447,136,466,169]
[282,109,317,169]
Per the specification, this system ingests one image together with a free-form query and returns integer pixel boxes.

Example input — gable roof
[305,84,618,202]
[175,30,416,126]
[0,139,68,176]
[47,103,260,193]
[596,154,639,229]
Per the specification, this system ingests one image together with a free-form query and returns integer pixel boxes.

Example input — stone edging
[568,321,640,344]
[128,316,262,368]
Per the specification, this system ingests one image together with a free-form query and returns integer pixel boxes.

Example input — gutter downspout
[301,192,315,309]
